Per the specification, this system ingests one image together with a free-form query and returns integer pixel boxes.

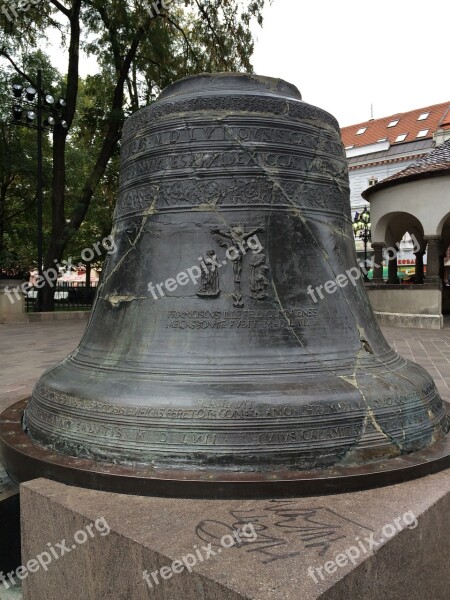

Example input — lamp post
[353,208,372,281]
[11,70,67,311]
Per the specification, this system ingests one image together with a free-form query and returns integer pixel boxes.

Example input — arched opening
[438,213,450,315]
[373,212,425,283]
[397,232,424,284]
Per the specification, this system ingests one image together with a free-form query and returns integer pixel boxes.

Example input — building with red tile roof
[341,101,450,216]
[341,102,450,150]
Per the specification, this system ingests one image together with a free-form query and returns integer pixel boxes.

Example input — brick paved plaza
[1,318,449,413]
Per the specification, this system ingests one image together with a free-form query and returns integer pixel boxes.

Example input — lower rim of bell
[0,399,449,499]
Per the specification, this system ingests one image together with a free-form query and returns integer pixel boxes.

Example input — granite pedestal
[0,466,20,575]
[19,470,449,600]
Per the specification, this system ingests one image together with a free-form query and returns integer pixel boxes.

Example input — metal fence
[25,282,98,312]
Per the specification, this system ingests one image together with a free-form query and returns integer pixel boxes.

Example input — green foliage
[0,58,50,269]
[0,0,269,282]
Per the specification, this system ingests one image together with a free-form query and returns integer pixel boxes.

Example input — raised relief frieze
[211,224,265,308]
[122,96,340,140]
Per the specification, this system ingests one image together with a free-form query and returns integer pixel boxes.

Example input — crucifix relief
[211,224,265,308]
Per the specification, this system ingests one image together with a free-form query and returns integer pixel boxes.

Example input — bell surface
[4,73,448,495]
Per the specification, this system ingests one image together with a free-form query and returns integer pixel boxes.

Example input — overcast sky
[251,0,450,126]
[47,0,449,128]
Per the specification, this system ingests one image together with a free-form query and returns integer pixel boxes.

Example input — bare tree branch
[93,3,123,73]
[64,0,82,128]
[162,13,201,68]
[193,0,231,68]
[0,49,37,88]
[67,30,145,235]
[48,0,71,18]
[5,196,37,223]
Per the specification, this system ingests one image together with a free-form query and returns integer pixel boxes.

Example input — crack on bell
[341,373,404,455]
[105,295,148,308]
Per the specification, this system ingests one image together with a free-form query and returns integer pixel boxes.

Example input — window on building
[356,127,367,135]
[377,137,388,142]
[387,120,399,127]
[368,177,378,187]
[418,112,430,121]
[416,129,429,138]
[395,133,408,142]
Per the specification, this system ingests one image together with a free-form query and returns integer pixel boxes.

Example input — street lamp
[12,84,23,98]
[10,70,67,312]
[25,87,37,102]
[44,94,55,106]
[353,208,372,281]
[12,105,23,121]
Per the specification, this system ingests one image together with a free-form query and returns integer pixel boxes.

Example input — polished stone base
[0,466,20,574]
[367,286,444,329]
[374,311,444,329]
[2,400,450,498]
[0,280,27,324]
[20,471,449,600]
[1,582,22,599]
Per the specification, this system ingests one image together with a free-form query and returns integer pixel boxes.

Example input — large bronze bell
[5,74,449,496]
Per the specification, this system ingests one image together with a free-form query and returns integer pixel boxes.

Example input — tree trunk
[0,184,6,256]
[85,261,91,290]
[29,4,142,311]
[41,128,67,311]
[40,0,81,311]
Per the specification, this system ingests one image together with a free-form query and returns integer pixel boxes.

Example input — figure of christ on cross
[211,224,265,307]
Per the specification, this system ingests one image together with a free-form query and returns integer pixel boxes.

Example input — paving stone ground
[0,319,449,600]
[1,318,449,412]
[382,320,450,405]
